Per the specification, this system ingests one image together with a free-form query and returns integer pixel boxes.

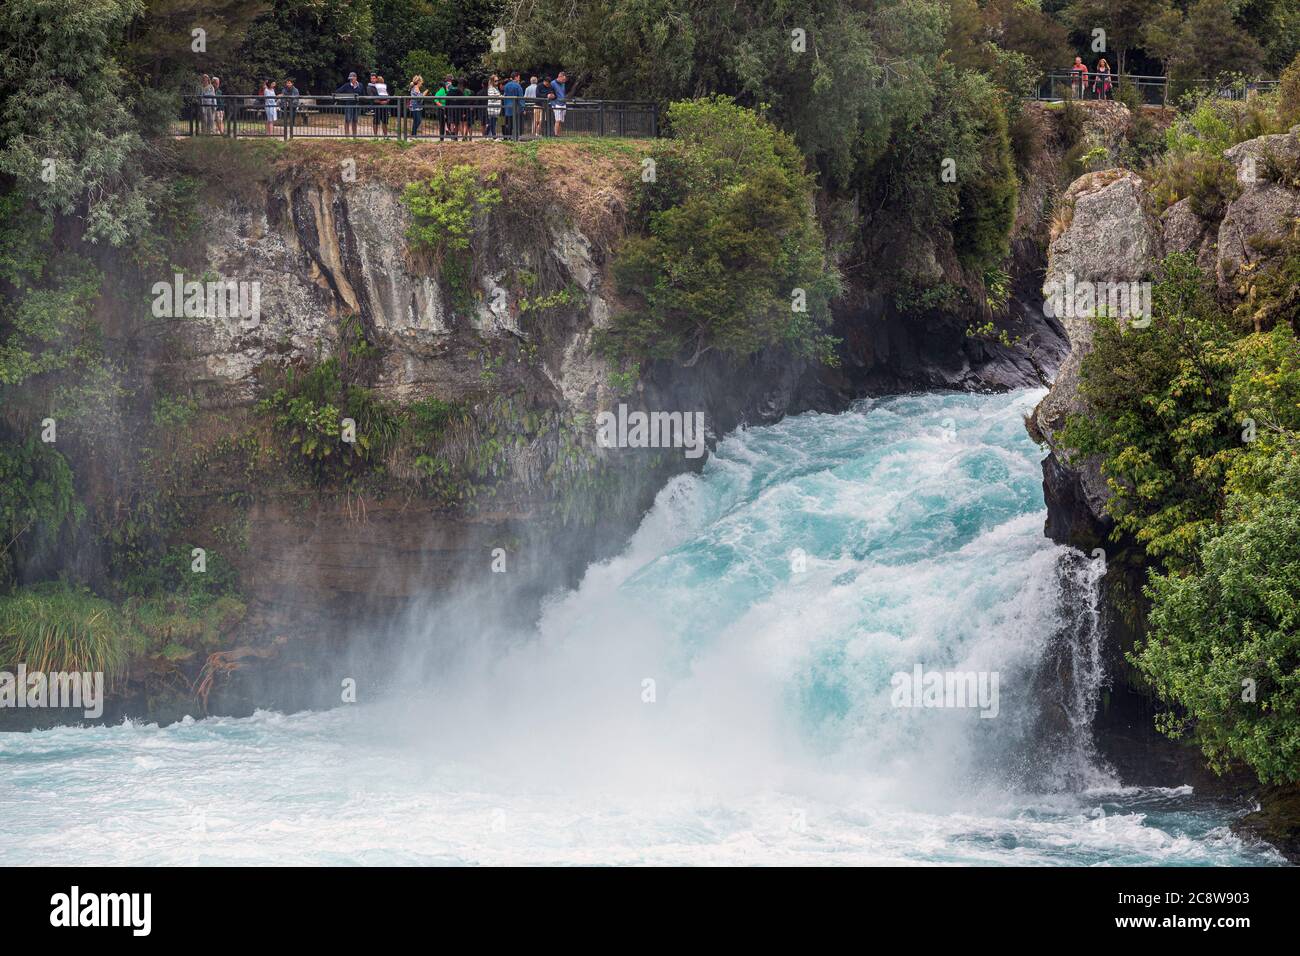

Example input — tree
[603,97,840,366]
[1061,0,1163,74]
[1159,0,1265,83]
[232,0,375,93]
[125,0,269,87]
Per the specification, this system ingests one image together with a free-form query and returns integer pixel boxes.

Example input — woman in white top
[263,80,278,135]
[486,75,502,140]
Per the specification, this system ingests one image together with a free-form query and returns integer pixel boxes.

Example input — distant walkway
[1033,71,1279,106]
[179,94,658,141]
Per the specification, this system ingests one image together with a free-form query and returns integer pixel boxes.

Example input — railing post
[399,96,406,141]
[599,101,606,137]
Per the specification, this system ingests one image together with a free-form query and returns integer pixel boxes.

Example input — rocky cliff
[1028,117,1300,851]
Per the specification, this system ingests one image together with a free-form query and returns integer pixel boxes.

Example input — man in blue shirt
[550,71,567,136]
[502,71,524,139]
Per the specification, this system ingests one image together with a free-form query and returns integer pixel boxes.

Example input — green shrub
[1060,254,1243,570]
[258,357,403,485]
[1137,449,1300,782]
[0,436,81,585]
[601,96,840,367]
[403,165,501,258]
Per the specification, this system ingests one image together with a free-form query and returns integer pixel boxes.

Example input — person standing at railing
[213,77,226,135]
[283,78,301,127]
[503,72,524,139]
[550,71,568,136]
[199,74,217,135]
[434,75,452,140]
[409,75,426,138]
[1093,59,1112,100]
[486,75,502,140]
[1070,56,1089,99]
[525,75,541,136]
[263,80,279,135]
[453,77,470,140]
[368,74,391,137]
[336,72,363,136]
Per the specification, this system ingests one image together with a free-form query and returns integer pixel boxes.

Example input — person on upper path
[550,71,567,136]
[1070,56,1089,99]
[1093,58,1113,100]
[409,75,426,138]
[503,71,524,139]
[335,72,363,136]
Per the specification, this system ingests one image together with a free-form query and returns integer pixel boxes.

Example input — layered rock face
[133,144,829,635]
[1029,169,1162,547]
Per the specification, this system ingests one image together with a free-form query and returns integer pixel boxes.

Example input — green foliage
[403,165,502,257]
[0,437,82,584]
[230,0,373,94]
[1136,445,1300,782]
[152,395,199,429]
[0,583,131,678]
[0,255,104,389]
[1233,220,1300,331]
[1065,250,1300,781]
[0,0,160,246]
[603,96,839,366]
[1060,254,1244,570]
[982,266,1012,312]
[399,49,454,88]
[258,355,403,485]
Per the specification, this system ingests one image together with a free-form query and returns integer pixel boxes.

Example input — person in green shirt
[434,75,452,141]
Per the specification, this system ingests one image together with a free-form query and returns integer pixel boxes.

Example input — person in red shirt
[1070,56,1089,99]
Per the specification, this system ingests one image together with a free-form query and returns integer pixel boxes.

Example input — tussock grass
[0,586,132,678]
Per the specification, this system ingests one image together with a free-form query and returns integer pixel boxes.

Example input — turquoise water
[0,390,1284,865]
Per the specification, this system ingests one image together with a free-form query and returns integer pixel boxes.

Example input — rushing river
[0,390,1283,865]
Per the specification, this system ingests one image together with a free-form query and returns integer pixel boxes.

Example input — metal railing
[178,94,658,140]
[1033,71,1279,106]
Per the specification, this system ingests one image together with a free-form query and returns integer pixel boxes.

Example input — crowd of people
[1069,55,1114,99]
[196,69,573,139]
